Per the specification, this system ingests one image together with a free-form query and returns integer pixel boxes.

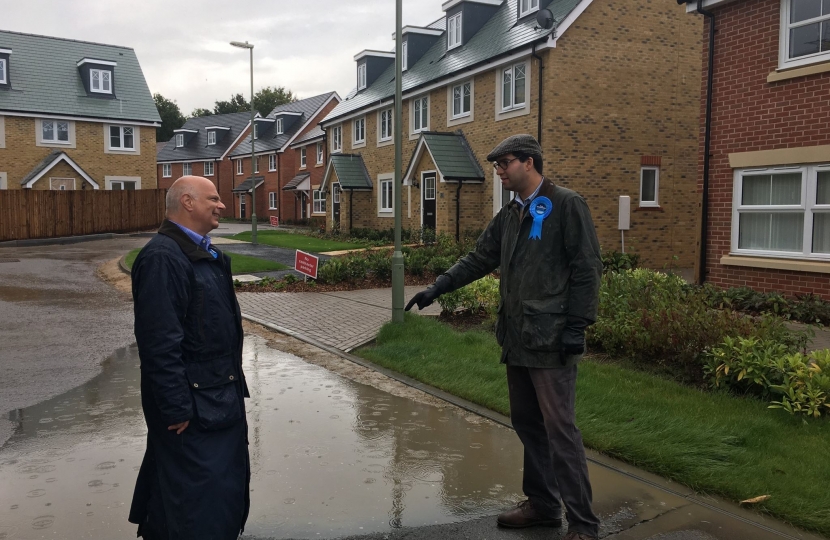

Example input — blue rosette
[528,196,552,240]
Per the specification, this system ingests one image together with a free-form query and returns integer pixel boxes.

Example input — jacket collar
[509,176,556,215]
[157,219,218,262]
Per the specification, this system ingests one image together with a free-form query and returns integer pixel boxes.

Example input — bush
[702,286,830,325]
[601,250,640,273]
[318,258,349,284]
[427,255,457,275]
[367,250,392,281]
[346,255,369,282]
[437,275,499,321]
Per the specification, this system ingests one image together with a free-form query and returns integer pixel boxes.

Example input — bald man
[128,176,250,540]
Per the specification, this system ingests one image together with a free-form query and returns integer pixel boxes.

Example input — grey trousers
[506,365,600,537]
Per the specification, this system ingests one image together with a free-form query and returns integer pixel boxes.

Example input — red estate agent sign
[269,216,279,227]
[294,250,319,280]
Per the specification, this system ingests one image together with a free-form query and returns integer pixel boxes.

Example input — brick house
[319,0,702,269]
[681,0,830,297]
[156,111,252,218]
[0,30,159,192]
[227,92,340,224]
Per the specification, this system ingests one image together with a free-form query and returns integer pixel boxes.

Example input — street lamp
[230,40,257,245]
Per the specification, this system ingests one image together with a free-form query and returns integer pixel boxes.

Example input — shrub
[367,250,392,281]
[601,250,640,273]
[702,286,830,326]
[437,275,499,321]
[404,248,429,277]
[345,255,369,282]
[427,255,457,276]
[318,258,349,284]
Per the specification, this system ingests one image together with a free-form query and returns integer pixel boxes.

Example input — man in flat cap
[406,134,602,540]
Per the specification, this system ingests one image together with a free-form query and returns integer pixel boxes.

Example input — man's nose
[218,201,226,210]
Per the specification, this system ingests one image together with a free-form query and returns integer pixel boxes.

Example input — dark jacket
[128,220,250,540]
[445,178,602,368]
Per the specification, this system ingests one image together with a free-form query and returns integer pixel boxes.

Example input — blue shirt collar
[170,221,215,255]
[514,178,545,208]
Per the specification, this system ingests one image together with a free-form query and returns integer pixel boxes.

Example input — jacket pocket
[495,300,506,346]
[184,356,242,431]
[520,297,569,352]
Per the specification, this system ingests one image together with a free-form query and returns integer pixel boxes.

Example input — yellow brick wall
[0,116,157,190]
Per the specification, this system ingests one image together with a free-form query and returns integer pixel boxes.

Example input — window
[334,183,341,204]
[90,69,112,94]
[448,13,462,49]
[452,82,472,118]
[300,147,307,168]
[276,118,284,134]
[42,120,70,143]
[269,154,277,171]
[781,0,830,68]
[183,163,192,176]
[207,131,216,145]
[313,189,326,213]
[358,63,367,90]
[236,159,243,175]
[176,134,184,148]
[380,179,393,212]
[379,109,393,142]
[253,123,259,139]
[732,165,830,259]
[332,125,342,153]
[111,180,136,190]
[204,161,214,176]
[519,0,539,17]
[413,96,429,133]
[502,62,527,110]
[640,167,659,207]
[253,156,259,174]
[0,59,6,85]
[269,192,277,209]
[316,142,324,164]
[354,117,365,145]
[109,125,135,150]
[402,41,408,71]
[423,174,436,200]
[162,163,172,178]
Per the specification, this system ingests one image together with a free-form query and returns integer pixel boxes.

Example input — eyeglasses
[492,157,519,171]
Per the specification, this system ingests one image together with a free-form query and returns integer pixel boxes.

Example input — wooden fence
[0,189,166,242]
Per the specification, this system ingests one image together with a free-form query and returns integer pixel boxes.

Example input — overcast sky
[5,0,444,115]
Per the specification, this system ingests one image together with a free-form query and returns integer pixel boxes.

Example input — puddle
[0,335,525,539]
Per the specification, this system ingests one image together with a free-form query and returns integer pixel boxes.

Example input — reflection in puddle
[0,335,524,539]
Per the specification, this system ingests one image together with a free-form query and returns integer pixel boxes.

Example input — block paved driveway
[237,286,442,352]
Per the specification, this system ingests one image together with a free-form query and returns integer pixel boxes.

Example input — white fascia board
[354,50,396,61]
[254,117,276,123]
[219,120,253,160]
[321,159,335,191]
[157,158,220,164]
[272,111,303,117]
[76,58,117,67]
[290,134,324,149]
[403,137,428,184]
[25,154,100,189]
[0,110,159,127]
[392,26,445,39]
[204,125,231,130]
[0,48,12,55]
[174,128,199,133]
[683,0,737,11]
[442,0,501,11]
[279,93,341,152]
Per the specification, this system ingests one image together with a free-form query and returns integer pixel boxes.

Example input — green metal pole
[391,0,404,323]
[249,45,257,245]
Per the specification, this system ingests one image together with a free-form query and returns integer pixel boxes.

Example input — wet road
[0,238,148,447]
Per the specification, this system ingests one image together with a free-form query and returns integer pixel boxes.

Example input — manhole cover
[0,258,20,263]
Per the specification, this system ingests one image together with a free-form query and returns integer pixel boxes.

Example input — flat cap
[486,134,542,162]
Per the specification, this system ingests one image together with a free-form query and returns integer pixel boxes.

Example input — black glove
[405,275,453,311]
[561,316,592,356]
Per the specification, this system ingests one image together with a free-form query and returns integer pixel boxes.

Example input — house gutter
[531,41,544,143]
[456,181,463,241]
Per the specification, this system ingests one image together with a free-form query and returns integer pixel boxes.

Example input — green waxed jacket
[444,178,602,368]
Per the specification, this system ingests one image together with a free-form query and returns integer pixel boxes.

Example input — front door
[240,194,246,220]
[333,183,341,226]
[422,173,436,230]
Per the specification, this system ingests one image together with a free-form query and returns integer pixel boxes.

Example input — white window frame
[269,153,277,171]
[41,119,70,144]
[333,183,341,204]
[0,59,6,85]
[353,117,366,147]
[253,156,259,174]
[176,133,184,148]
[276,118,284,134]
[402,41,408,71]
[379,108,393,144]
[0,172,7,190]
[162,163,172,178]
[501,62,527,112]
[108,125,135,151]
[331,124,342,153]
[253,123,259,139]
[236,159,243,175]
[50,177,76,191]
[451,81,472,119]
[109,180,137,190]
[269,191,277,210]
[779,0,830,69]
[358,63,367,90]
[731,164,830,260]
[448,12,462,50]
[313,189,326,214]
[207,131,216,145]
[519,0,540,17]
[204,161,214,176]
[300,146,307,168]
[639,166,659,207]
[316,142,324,165]
[182,163,193,176]
[411,95,429,135]
[379,175,394,215]
[90,68,112,94]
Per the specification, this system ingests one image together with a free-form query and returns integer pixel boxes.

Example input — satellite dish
[536,9,555,30]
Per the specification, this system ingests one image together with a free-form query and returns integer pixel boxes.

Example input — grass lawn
[356,313,830,537]
[125,248,288,274]
[230,230,366,252]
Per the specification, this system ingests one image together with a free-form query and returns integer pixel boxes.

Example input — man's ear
[181,194,193,212]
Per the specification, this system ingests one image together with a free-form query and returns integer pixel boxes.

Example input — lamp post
[391,0,404,322]
[230,40,257,245]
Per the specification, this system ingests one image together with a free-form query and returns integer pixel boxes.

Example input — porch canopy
[232,176,265,193]
[403,131,485,185]
[320,154,373,192]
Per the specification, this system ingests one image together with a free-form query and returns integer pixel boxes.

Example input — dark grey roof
[157,112,251,163]
[20,150,97,187]
[283,172,311,190]
[231,176,265,193]
[405,131,484,182]
[0,30,160,124]
[328,154,373,190]
[290,126,324,147]
[322,0,578,123]
[230,92,338,158]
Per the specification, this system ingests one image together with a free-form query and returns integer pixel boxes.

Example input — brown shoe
[563,531,599,540]
[496,500,562,528]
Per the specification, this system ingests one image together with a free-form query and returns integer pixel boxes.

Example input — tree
[253,86,296,117]
[153,93,186,142]
[190,108,213,118]
[213,93,250,115]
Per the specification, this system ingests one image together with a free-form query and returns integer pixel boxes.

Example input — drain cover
[0,258,20,263]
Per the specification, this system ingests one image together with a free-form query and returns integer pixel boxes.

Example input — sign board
[294,250,319,279]
[618,195,631,231]
[269,215,279,227]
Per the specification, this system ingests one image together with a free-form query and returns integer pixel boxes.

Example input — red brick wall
[156,160,236,218]
[702,0,830,297]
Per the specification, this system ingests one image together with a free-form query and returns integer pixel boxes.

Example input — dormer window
[207,131,216,145]
[254,123,259,139]
[276,118,284,134]
[518,0,539,17]
[402,41,408,71]
[90,69,112,94]
[357,63,367,90]
[176,133,184,147]
[448,13,462,49]
[0,58,7,85]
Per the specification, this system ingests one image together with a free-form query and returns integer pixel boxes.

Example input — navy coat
[128,220,250,540]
